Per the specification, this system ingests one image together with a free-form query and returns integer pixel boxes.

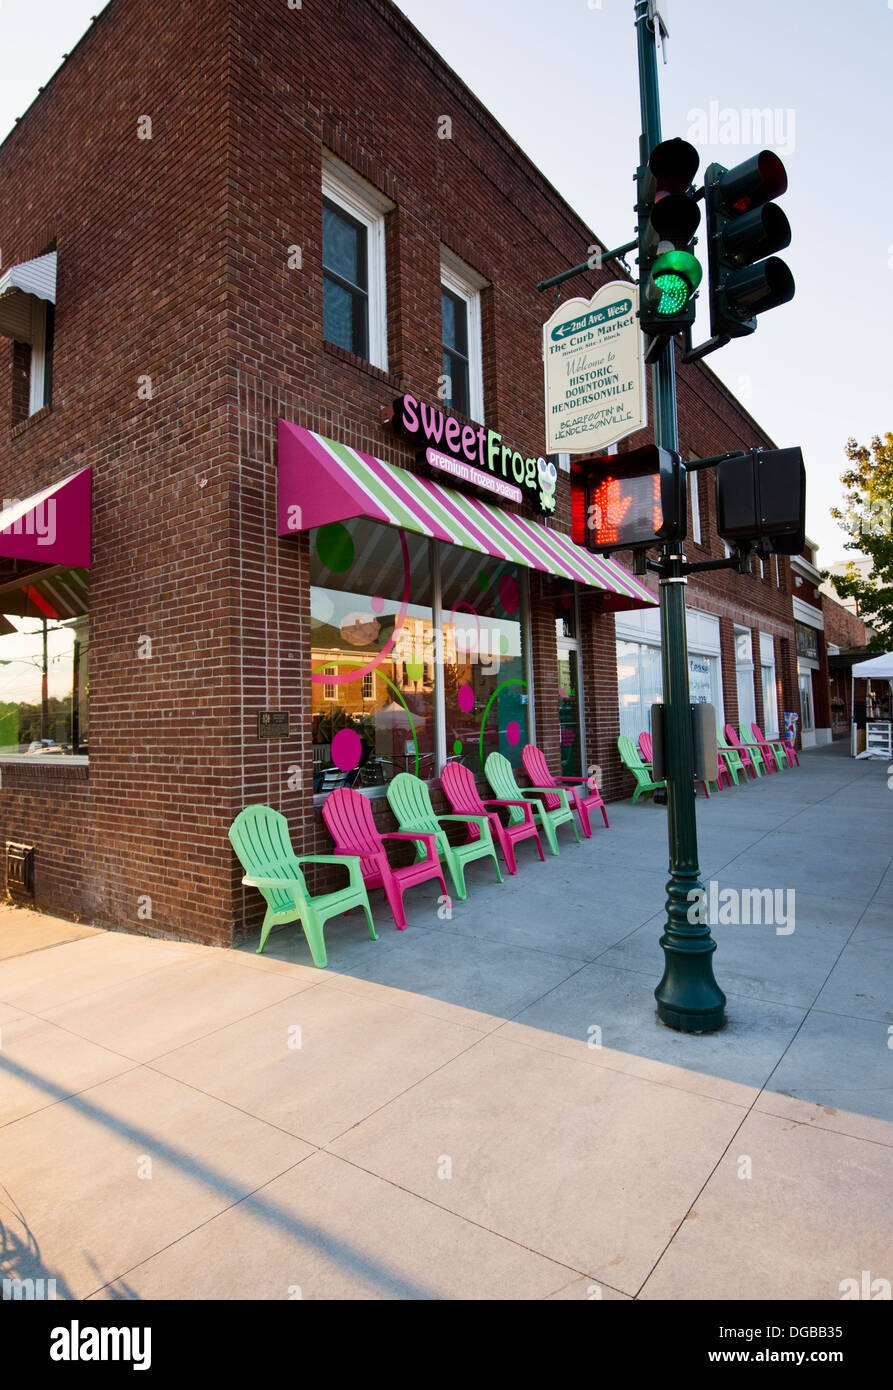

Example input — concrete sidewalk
[1,741,890,1300]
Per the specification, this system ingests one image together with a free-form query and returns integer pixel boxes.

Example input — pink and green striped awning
[277,422,657,612]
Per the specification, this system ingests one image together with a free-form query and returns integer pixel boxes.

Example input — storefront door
[557,636,583,777]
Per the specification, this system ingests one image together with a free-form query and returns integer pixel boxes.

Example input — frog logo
[537,457,558,514]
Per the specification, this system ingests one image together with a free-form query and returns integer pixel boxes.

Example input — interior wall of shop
[0,0,804,944]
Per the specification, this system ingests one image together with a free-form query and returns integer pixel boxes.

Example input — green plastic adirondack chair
[617,734,666,804]
[229,804,377,965]
[484,752,580,856]
[386,772,502,900]
[717,729,744,786]
[737,724,767,776]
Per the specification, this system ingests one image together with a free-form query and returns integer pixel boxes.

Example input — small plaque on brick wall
[257,711,289,739]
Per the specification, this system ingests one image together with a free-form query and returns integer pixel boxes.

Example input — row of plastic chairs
[618,721,800,804]
[229,746,610,966]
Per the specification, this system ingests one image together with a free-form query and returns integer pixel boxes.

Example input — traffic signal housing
[571,445,687,554]
[715,447,806,555]
[704,151,795,340]
[637,138,703,360]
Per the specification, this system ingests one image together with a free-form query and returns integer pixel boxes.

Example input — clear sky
[1,0,889,567]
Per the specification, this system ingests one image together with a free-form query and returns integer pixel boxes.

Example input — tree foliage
[829,432,893,649]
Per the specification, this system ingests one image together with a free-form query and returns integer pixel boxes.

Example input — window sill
[311,774,441,808]
[323,340,401,388]
[11,403,53,438]
[313,783,389,808]
[0,754,88,767]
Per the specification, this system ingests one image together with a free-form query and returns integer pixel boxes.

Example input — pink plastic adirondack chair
[441,761,545,875]
[521,744,609,837]
[723,725,757,779]
[752,721,798,769]
[322,786,448,930]
[745,723,779,773]
[638,731,718,798]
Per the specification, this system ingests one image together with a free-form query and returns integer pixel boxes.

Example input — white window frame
[440,247,487,423]
[798,672,814,731]
[29,299,49,416]
[323,665,337,701]
[361,672,374,700]
[690,468,701,544]
[322,152,392,372]
[759,632,779,736]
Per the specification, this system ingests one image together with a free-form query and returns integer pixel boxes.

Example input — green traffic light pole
[634,0,726,1030]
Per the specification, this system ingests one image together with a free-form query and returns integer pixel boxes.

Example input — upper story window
[440,248,486,422]
[321,154,391,372]
[323,199,369,359]
[0,251,57,422]
[28,301,54,415]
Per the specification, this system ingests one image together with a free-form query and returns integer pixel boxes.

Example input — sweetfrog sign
[389,393,558,515]
[543,282,646,454]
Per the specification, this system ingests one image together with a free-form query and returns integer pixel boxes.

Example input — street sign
[543,282,646,454]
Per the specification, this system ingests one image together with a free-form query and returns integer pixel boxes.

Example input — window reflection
[441,551,527,774]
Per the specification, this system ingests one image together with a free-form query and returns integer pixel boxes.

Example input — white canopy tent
[850,652,893,757]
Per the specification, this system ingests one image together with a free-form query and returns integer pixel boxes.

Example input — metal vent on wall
[6,842,35,901]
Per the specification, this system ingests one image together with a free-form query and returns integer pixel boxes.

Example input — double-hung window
[321,153,391,371]
[322,199,369,360]
[440,249,486,421]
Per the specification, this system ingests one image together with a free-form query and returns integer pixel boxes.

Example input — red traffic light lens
[648,138,700,196]
[721,150,788,214]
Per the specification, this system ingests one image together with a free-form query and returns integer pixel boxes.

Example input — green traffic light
[651,249,702,315]
[654,272,689,315]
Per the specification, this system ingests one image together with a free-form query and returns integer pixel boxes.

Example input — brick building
[0,0,801,946]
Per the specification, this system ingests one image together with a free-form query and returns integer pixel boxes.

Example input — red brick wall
[0,0,239,941]
[823,594,868,650]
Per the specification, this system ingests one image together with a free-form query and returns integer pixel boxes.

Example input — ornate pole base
[655,872,727,1032]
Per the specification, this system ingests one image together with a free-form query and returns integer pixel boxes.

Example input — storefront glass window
[617,639,663,742]
[0,609,89,757]
[310,518,435,789]
[689,652,722,719]
[617,638,722,743]
[798,672,814,731]
[440,550,527,775]
[557,646,582,776]
[761,661,779,736]
[735,625,757,730]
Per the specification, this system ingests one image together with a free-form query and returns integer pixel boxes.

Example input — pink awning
[0,467,91,569]
[278,422,656,611]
